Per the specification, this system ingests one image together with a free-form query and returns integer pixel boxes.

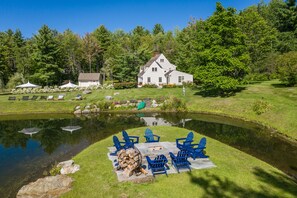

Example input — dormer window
[160,59,164,62]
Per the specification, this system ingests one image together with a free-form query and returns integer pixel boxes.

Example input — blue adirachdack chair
[144,128,160,143]
[110,136,129,156]
[186,137,209,160]
[176,132,194,150]
[122,130,139,147]
[169,150,191,173]
[146,155,168,177]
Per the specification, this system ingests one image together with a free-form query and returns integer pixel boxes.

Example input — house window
[147,77,151,83]
[152,67,157,72]
[178,76,184,83]
[159,77,162,82]
[160,59,164,62]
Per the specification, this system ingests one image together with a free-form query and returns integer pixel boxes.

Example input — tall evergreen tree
[153,24,164,35]
[197,3,250,94]
[239,6,278,72]
[30,25,64,85]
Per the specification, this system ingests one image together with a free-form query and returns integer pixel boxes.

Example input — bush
[96,101,114,110]
[276,51,297,86]
[163,84,178,88]
[6,73,25,89]
[244,73,270,82]
[252,99,271,115]
[201,77,240,96]
[49,162,61,176]
[141,84,158,88]
[160,96,187,112]
[156,96,168,103]
[114,82,137,89]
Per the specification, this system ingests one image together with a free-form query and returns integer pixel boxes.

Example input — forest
[0,0,297,94]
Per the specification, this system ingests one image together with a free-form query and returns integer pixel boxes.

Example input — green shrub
[96,101,114,110]
[142,84,158,88]
[49,163,61,176]
[163,84,178,88]
[244,73,270,82]
[114,82,137,89]
[160,96,187,112]
[156,96,168,103]
[252,99,271,115]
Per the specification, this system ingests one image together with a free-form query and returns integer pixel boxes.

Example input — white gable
[155,54,176,71]
[138,53,193,86]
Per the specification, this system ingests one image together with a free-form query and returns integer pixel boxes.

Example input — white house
[138,54,193,86]
[78,73,102,87]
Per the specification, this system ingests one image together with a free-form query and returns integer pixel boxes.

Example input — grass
[0,80,296,139]
[62,126,297,198]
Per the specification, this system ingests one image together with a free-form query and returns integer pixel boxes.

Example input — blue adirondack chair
[122,130,139,146]
[186,137,209,159]
[110,136,128,156]
[144,128,160,143]
[146,155,168,177]
[176,132,194,150]
[169,150,191,173]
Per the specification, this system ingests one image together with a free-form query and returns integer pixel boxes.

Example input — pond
[0,113,296,197]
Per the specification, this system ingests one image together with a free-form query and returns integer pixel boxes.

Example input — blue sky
[0,0,266,38]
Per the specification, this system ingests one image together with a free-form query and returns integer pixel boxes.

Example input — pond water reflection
[0,113,296,197]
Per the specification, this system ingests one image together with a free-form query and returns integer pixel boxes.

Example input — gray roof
[78,73,101,81]
[164,70,174,76]
[155,61,163,69]
[143,54,161,68]
[138,54,161,77]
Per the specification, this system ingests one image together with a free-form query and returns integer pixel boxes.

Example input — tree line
[0,0,297,94]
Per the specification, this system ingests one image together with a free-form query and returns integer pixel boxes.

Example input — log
[139,167,148,175]
[117,148,142,177]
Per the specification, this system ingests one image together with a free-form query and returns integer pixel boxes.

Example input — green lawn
[0,80,296,139]
[62,126,297,198]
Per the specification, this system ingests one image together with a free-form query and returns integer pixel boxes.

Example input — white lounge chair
[58,95,64,100]
[47,95,54,100]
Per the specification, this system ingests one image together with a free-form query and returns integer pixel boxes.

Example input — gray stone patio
[107,142,216,182]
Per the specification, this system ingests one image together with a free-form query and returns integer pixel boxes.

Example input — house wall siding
[168,71,193,85]
[138,53,193,86]
[142,62,166,85]
[78,81,100,87]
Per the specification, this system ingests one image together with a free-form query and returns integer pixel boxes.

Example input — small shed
[78,73,102,87]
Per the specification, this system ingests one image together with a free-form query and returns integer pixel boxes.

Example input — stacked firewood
[117,148,147,177]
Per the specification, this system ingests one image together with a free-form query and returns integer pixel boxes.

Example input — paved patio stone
[107,142,216,182]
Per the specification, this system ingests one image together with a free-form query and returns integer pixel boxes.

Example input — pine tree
[153,24,164,35]
[197,3,250,95]
[30,25,64,85]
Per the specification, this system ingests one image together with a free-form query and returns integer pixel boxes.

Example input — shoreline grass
[62,126,297,198]
[0,80,296,140]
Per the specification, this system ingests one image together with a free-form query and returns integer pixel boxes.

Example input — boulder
[57,160,80,175]
[73,109,82,115]
[60,164,80,175]
[58,160,74,167]
[75,106,80,110]
[84,105,90,109]
[114,104,121,108]
[151,100,158,108]
[105,96,113,100]
[81,109,91,114]
[91,108,100,113]
[83,90,92,94]
[17,175,73,198]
